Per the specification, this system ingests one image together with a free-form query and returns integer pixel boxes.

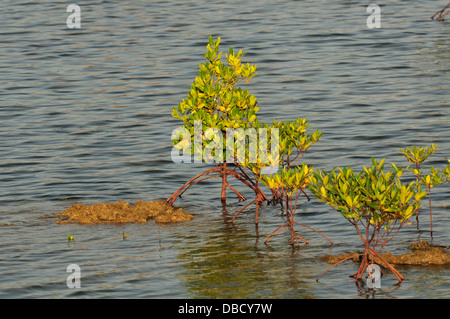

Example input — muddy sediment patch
[319,241,450,267]
[56,200,194,224]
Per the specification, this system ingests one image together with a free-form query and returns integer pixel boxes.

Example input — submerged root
[56,200,194,224]
[431,3,450,21]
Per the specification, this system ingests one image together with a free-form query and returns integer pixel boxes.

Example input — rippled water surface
[1,1,449,298]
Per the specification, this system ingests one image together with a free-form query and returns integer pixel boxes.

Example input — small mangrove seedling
[419,166,445,235]
[67,234,74,241]
[167,36,262,206]
[264,118,322,204]
[309,158,427,284]
[232,117,322,223]
[260,163,333,248]
[400,144,445,234]
[230,117,322,225]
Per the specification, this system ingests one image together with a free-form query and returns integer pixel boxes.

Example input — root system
[319,241,450,267]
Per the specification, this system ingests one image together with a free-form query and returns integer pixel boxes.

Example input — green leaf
[415,191,427,202]
[345,196,353,207]
[404,206,414,220]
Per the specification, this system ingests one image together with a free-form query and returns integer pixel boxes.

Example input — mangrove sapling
[419,166,445,236]
[399,144,445,235]
[309,158,427,284]
[230,117,322,225]
[262,118,322,205]
[168,36,265,206]
[399,144,436,221]
[260,164,333,247]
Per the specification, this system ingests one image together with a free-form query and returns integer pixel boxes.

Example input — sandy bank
[56,200,194,224]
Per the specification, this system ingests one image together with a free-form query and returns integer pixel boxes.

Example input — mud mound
[56,200,194,224]
[380,242,450,266]
[319,252,361,264]
[319,241,450,266]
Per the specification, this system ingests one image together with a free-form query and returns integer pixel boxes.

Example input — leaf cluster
[271,118,322,168]
[399,144,438,168]
[236,117,322,177]
[399,144,448,190]
[172,36,258,155]
[260,163,313,197]
[308,158,426,226]
[252,118,322,210]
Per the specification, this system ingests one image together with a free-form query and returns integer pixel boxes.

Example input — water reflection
[176,207,318,298]
[355,279,401,299]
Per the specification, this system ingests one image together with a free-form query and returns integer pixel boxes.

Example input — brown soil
[56,200,194,224]
[319,241,450,267]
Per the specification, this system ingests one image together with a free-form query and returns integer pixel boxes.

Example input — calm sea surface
[0,0,449,298]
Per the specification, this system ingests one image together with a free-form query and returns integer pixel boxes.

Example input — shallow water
[0,0,449,298]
